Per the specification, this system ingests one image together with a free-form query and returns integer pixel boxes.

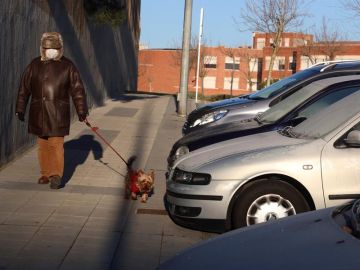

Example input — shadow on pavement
[63,135,103,185]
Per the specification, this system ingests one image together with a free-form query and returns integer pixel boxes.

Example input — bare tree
[197,46,211,97]
[172,37,212,98]
[299,33,321,65]
[236,0,308,86]
[300,18,346,65]
[315,17,346,60]
[342,0,360,13]
[239,48,260,92]
[219,47,240,96]
[171,36,199,79]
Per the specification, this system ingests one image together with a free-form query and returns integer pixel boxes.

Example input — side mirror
[345,130,360,147]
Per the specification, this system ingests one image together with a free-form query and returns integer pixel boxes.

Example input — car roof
[307,61,360,72]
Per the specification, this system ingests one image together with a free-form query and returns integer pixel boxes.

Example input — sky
[140,0,360,49]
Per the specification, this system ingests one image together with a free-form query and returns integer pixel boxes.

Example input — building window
[256,38,265,49]
[247,79,258,91]
[284,38,290,47]
[294,38,306,47]
[204,56,217,68]
[203,76,216,89]
[225,56,240,70]
[278,58,285,70]
[224,77,239,90]
[249,58,258,72]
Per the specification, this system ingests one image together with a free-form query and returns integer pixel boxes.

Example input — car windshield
[248,68,319,100]
[260,78,360,124]
[259,82,325,124]
[289,90,360,139]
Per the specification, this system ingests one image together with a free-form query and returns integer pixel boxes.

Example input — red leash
[84,118,129,167]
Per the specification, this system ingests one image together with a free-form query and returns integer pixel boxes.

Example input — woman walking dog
[15,32,88,189]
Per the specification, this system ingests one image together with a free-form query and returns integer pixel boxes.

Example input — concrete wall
[0,0,140,167]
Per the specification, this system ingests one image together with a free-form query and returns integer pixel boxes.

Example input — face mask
[45,49,59,59]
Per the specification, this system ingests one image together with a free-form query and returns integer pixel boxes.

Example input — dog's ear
[138,169,145,175]
[149,170,155,181]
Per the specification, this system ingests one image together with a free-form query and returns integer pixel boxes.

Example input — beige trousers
[37,136,64,178]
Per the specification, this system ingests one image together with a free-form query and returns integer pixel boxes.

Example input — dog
[126,156,155,203]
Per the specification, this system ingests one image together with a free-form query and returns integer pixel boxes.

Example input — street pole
[195,7,204,104]
[178,0,193,117]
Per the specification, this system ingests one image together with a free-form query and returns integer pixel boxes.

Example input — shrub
[84,0,126,28]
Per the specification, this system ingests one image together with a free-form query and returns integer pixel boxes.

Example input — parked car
[168,74,360,167]
[165,91,360,232]
[158,199,360,270]
[183,61,360,134]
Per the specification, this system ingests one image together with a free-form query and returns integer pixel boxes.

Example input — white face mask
[45,49,59,59]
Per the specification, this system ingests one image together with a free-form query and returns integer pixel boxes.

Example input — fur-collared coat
[16,55,88,137]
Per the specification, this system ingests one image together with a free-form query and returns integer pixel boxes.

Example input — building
[138,32,360,96]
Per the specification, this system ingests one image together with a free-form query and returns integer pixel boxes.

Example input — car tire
[232,179,310,228]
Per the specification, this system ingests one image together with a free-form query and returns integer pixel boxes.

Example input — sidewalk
[0,94,215,270]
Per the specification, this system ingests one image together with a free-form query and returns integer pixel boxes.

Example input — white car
[165,90,360,232]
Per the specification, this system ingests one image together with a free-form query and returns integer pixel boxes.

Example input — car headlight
[175,146,189,159]
[190,110,228,128]
[172,168,211,185]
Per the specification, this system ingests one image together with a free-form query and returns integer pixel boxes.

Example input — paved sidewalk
[0,94,215,270]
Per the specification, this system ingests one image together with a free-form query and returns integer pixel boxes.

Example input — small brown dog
[126,156,155,203]
[131,170,155,203]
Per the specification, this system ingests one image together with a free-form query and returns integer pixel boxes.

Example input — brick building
[138,32,360,96]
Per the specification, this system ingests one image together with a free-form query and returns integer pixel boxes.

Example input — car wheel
[232,179,310,228]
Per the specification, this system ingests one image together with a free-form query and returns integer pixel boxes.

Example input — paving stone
[60,259,110,270]
[4,213,50,226]
[44,214,88,228]
[6,257,62,270]
[82,217,125,232]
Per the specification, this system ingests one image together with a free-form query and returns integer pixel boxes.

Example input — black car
[183,61,360,134]
[168,72,360,167]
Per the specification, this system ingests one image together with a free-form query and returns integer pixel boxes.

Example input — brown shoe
[38,176,49,184]
[49,175,62,189]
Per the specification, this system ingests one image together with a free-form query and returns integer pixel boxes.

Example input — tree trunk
[230,71,234,96]
[201,77,204,97]
[266,26,283,86]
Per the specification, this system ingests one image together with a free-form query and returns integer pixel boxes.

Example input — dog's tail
[127,155,137,170]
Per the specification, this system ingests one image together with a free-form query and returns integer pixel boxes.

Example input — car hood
[175,131,307,171]
[177,118,262,147]
[158,207,360,270]
[188,95,256,118]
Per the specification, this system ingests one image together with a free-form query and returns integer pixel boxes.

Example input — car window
[259,82,324,123]
[248,68,319,100]
[297,86,360,119]
[291,90,360,139]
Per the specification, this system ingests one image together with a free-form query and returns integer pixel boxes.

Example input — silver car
[165,91,360,232]
[183,61,360,134]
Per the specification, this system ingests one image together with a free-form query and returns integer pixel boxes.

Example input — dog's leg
[141,193,148,203]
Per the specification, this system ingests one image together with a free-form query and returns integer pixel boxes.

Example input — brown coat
[16,56,88,136]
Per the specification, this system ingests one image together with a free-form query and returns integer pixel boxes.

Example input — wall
[0,0,140,167]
